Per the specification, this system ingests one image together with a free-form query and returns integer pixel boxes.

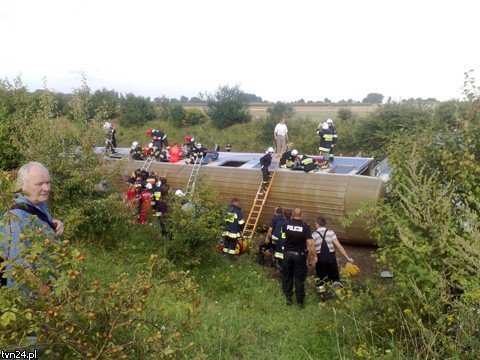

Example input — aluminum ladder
[184,156,203,199]
[242,158,279,239]
[140,156,155,172]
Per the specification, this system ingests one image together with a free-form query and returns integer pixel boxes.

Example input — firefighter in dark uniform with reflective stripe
[149,129,169,150]
[326,119,337,163]
[299,155,318,173]
[130,141,144,160]
[259,147,274,191]
[281,208,317,308]
[222,198,245,255]
[279,149,298,168]
[317,122,335,169]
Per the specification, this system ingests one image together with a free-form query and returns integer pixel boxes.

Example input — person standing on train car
[274,118,289,156]
[316,122,335,169]
[259,147,275,193]
[326,119,337,163]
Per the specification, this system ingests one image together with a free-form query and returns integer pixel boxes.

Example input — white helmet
[175,189,185,197]
[267,147,274,153]
[326,118,333,124]
[145,183,153,189]
[132,141,138,147]
[291,149,298,156]
[321,122,329,130]
[148,143,153,148]
[196,143,202,148]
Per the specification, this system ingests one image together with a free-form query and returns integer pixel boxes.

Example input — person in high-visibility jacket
[279,149,298,168]
[299,154,318,173]
[273,208,292,271]
[326,119,337,163]
[316,122,335,169]
[130,141,144,160]
[222,198,245,255]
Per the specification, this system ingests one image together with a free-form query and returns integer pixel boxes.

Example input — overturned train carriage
[117,150,387,246]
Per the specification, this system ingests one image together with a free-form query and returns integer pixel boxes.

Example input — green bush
[183,107,208,127]
[0,221,200,358]
[163,181,224,268]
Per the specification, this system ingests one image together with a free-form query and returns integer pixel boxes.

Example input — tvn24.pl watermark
[1,350,37,360]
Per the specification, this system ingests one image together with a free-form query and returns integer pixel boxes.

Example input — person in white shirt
[273,118,288,156]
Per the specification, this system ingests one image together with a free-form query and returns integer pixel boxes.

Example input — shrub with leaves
[163,181,224,268]
[0,218,200,358]
[12,84,128,241]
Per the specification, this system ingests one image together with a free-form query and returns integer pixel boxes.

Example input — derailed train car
[115,149,387,245]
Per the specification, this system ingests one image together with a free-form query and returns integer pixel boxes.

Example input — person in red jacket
[168,144,182,163]
[137,183,154,224]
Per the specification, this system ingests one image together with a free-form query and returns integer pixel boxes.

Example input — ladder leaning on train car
[184,156,203,199]
[242,159,280,241]
[140,156,156,173]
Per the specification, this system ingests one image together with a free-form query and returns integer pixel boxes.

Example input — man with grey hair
[1,161,64,287]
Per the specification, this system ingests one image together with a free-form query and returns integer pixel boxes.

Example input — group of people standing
[126,169,170,231]
[260,206,354,308]
[221,197,354,309]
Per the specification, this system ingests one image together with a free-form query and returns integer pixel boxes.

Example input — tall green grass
[80,231,369,359]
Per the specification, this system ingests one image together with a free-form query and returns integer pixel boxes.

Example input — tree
[205,85,251,129]
[266,102,294,122]
[119,93,156,127]
[0,77,33,170]
[90,88,120,120]
[362,92,384,104]
[189,96,203,103]
[257,102,295,144]
[180,95,189,103]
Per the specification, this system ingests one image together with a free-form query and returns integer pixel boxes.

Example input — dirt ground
[340,244,380,284]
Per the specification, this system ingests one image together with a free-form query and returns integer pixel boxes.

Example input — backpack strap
[10,203,56,231]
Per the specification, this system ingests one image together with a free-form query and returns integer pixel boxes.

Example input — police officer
[281,208,317,308]
[222,198,245,255]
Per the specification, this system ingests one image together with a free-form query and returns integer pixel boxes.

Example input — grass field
[184,103,377,122]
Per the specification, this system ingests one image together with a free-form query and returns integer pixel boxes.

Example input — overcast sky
[1,0,478,103]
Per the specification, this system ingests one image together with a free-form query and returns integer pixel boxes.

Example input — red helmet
[111,122,117,127]
[185,135,192,142]
[146,129,153,135]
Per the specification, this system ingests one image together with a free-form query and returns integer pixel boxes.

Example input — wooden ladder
[242,159,279,239]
